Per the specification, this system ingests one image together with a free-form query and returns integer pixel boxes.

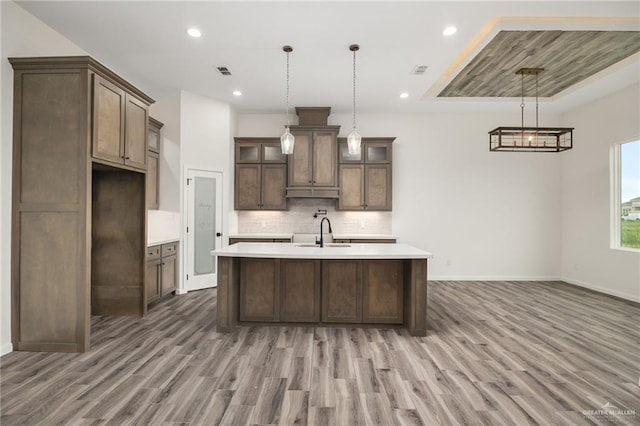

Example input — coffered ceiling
[12,1,640,114]
[439,30,640,98]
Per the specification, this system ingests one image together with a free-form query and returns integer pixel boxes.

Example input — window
[613,139,640,250]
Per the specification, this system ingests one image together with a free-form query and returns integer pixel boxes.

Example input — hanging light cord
[535,71,539,129]
[520,71,525,130]
[285,49,291,127]
[352,48,357,130]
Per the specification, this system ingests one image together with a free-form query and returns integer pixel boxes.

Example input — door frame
[181,166,224,293]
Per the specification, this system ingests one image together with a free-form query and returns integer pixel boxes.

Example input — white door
[185,169,223,291]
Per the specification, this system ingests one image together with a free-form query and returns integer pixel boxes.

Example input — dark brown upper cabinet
[286,126,340,198]
[338,138,394,211]
[146,117,163,210]
[234,138,287,210]
[92,74,149,171]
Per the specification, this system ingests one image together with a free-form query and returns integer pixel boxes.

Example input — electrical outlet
[360,221,365,229]
[446,259,452,267]
[261,221,266,228]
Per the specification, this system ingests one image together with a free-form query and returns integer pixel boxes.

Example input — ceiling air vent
[217,67,232,76]
[411,65,428,75]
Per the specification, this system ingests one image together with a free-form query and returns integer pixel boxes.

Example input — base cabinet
[237,258,402,325]
[239,258,321,322]
[239,258,280,321]
[280,259,320,322]
[146,258,161,304]
[146,242,178,306]
[322,260,362,323]
[363,260,404,323]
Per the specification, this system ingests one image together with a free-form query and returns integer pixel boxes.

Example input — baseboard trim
[1,342,13,357]
[429,275,562,282]
[429,275,640,303]
[561,276,640,303]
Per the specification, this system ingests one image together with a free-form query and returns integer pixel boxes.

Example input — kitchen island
[211,243,433,336]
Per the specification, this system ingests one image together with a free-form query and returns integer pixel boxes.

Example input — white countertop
[333,234,396,240]
[228,234,293,239]
[212,242,433,260]
[148,236,180,246]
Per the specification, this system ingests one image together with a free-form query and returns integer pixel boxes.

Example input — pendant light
[280,45,295,155]
[347,44,362,155]
[489,68,573,152]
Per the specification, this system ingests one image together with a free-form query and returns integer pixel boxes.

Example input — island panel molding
[212,243,432,336]
[322,260,363,323]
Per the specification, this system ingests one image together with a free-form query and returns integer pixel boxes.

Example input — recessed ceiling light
[187,28,201,38]
[400,92,409,99]
[442,26,457,36]
[233,90,242,97]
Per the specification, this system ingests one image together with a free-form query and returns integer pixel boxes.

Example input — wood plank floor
[1,280,639,425]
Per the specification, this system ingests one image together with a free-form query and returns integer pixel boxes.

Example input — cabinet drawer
[161,243,177,257]
[147,245,161,260]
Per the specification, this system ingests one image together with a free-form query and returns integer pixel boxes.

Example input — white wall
[150,92,182,213]
[0,1,88,356]
[236,110,564,280]
[179,90,234,291]
[561,83,640,302]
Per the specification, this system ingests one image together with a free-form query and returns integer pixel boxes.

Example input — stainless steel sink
[294,243,351,248]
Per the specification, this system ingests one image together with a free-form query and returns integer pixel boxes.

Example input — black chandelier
[489,68,573,152]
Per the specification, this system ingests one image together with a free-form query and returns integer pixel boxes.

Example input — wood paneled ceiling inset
[439,30,640,98]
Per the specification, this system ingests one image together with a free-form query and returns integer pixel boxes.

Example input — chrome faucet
[317,217,332,247]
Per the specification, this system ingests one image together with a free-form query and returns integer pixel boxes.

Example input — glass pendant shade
[348,44,362,156]
[347,127,361,155]
[281,45,294,154]
[281,126,295,155]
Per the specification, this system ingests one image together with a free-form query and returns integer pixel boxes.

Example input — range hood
[286,187,339,199]
[285,107,340,200]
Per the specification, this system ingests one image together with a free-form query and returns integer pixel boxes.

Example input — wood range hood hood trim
[285,187,340,199]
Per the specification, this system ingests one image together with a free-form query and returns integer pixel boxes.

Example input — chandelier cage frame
[488,68,574,153]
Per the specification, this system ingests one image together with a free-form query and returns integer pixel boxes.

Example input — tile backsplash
[148,210,181,240]
[237,199,392,235]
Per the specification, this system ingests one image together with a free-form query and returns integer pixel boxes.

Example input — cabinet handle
[308,180,312,183]
[125,156,130,160]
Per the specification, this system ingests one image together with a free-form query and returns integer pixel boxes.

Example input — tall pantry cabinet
[10,56,154,352]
